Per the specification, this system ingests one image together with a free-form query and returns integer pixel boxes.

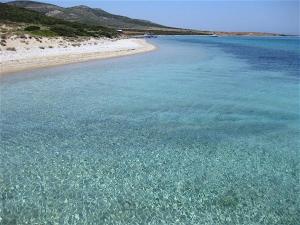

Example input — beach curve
[0,38,156,76]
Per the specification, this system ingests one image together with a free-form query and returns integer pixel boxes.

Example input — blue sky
[4,0,300,34]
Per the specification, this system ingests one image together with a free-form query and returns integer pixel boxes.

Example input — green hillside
[7,1,169,30]
[0,3,118,38]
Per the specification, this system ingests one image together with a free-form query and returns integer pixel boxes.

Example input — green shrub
[24,25,40,31]
[50,25,77,37]
[30,29,57,37]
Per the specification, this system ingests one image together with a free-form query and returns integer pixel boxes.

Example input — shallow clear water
[0,36,299,224]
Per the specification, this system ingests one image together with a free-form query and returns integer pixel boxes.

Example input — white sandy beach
[0,35,156,75]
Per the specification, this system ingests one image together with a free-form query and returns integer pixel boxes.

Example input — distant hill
[6,0,169,30]
[0,3,118,37]
[3,1,280,36]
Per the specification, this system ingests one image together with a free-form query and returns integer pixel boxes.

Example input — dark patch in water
[177,37,300,78]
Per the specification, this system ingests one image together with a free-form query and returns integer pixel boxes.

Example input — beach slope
[0,37,156,75]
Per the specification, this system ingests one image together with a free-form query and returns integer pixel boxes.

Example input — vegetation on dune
[0,3,118,38]
[30,29,57,37]
[24,25,40,31]
[49,24,78,37]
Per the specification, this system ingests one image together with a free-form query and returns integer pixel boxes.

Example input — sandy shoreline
[0,37,156,75]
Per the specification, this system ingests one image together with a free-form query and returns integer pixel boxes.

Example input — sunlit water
[1,36,299,224]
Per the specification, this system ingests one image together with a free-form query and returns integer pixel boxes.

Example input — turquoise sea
[0,36,299,224]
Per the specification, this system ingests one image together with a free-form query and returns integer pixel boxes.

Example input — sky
[3,0,300,35]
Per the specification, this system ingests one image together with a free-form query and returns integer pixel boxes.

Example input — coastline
[0,38,156,76]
